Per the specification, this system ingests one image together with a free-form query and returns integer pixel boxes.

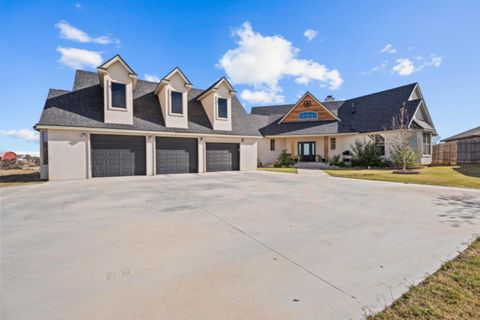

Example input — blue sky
[1,0,479,154]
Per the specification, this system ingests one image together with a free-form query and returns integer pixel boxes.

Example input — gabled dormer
[97,55,137,125]
[197,77,236,131]
[154,67,192,129]
[408,83,436,133]
[278,91,340,124]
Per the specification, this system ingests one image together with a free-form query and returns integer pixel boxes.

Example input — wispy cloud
[55,20,117,45]
[362,60,389,75]
[391,55,442,76]
[218,22,342,104]
[144,74,160,82]
[304,29,318,42]
[0,129,39,143]
[74,3,82,9]
[380,43,397,54]
[57,47,103,69]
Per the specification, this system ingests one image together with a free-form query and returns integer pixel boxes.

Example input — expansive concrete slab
[1,172,479,320]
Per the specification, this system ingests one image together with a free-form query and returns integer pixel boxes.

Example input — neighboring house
[251,83,436,166]
[435,126,480,164]
[1,151,17,162]
[34,55,261,180]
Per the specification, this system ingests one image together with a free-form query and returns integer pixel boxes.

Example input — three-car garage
[91,134,243,177]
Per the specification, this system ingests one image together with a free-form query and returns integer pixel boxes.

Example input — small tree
[389,105,417,171]
[351,140,383,167]
[276,149,294,167]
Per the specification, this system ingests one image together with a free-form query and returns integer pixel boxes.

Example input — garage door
[91,135,146,177]
[156,137,198,174]
[206,143,240,172]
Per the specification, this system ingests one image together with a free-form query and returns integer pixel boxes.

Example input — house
[436,126,480,164]
[34,55,261,180]
[1,151,17,162]
[251,83,436,166]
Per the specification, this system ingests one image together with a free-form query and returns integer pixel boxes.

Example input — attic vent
[325,95,335,102]
[351,102,356,114]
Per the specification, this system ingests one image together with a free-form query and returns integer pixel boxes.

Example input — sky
[1,0,479,154]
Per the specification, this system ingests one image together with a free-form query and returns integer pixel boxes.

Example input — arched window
[298,111,318,120]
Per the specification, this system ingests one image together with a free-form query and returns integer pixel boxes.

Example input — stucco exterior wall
[157,73,189,129]
[199,82,233,131]
[48,130,87,180]
[257,138,287,165]
[103,61,134,125]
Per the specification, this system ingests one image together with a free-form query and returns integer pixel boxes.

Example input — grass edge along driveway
[368,237,480,319]
[257,167,298,174]
[323,165,480,189]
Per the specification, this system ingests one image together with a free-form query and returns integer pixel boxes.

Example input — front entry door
[298,142,316,162]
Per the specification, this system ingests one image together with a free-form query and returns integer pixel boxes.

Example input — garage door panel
[91,135,146,177]
[156,137,198,174]
[206,143,240,172]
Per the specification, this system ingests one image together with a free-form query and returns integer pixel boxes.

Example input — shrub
[390,145,418,168]
[275,149,294,167]
[351,141,383,167]
[329,155,345,167]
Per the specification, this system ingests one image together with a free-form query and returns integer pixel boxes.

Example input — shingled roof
[251,83,432,136]
[442,126,480,142]
[36,70,262,137]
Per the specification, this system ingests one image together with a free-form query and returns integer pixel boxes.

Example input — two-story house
[35,55,261,180]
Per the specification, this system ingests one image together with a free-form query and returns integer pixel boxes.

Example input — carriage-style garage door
[156,137,198,174]
[91,135,146,177]
[206,143,240,172]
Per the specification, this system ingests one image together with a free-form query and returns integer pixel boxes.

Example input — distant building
[1,151,17,162]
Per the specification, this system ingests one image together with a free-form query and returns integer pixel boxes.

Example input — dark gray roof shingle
[37,70,261,137]
[442,126,480,142]
[252,83,425,136]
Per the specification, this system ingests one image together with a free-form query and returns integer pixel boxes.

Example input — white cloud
[57,47,103,69]
[380,43,397,54]
[218,22,342,104]
[55,20,116,45]
[304,29,318,41]
[14,151,40,157]
[391,55,442,76]
[0,129,39,143]
[144,74,160,82]
[74,3,82,9]
[362,60,389,75]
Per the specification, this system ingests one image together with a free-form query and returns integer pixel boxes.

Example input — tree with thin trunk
[389,105,417,171]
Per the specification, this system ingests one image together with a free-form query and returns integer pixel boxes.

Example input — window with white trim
[170,91,183,114]
[330,137,336,150]
[217,98,228,119]
[423,132,431,155]
[111,82,126,108]
[270,139,275,151]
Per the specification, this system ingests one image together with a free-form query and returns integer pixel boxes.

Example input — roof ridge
[345,82,418,101]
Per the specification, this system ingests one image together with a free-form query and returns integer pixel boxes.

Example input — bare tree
[389,105,417,171]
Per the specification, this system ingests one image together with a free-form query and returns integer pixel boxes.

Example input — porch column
[290,138,296,156]
[324,136,329,161]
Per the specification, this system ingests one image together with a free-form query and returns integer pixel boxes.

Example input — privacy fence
[432,137,480,165]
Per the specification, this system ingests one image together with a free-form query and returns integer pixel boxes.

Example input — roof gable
[154,67,192,95]
[278,92,339,124]
[196,77,236,101]
[97,55,137,75]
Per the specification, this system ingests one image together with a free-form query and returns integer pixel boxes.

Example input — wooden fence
[432,137,480,165]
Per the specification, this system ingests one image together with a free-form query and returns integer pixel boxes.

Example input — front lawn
[368,237,480,319]
[323,165,480,189]
[257,167,298,174]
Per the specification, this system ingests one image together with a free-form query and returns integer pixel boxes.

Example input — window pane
[330,138,336,150]
[171,91,183,114]
[111,83,126,108]
[218,98,228,118]
[298,111,318,120]
[270,139,275,151]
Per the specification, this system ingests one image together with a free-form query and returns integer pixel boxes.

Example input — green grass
[368,237,480,320]
[257,167,298,174]
[323,165,480,189]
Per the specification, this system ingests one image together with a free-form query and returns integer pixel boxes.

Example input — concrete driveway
[1,171,479,320]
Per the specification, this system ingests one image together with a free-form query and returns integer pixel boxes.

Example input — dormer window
[170,91,183,115]
[111,82,126,109]
[298,111,318,120]
[217,98,228,119]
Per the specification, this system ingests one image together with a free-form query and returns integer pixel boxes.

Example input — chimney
[324,95,335,102]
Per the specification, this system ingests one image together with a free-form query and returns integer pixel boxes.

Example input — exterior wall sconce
[241,138,244,143]
[200,137,204,142]
[81,133,86,139]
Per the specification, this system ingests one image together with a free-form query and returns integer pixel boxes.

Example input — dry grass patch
[0,168,43,188]
[369,238,480,319]
[257,167,298,174]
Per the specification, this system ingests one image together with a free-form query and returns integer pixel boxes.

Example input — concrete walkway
[2,171,479,320]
